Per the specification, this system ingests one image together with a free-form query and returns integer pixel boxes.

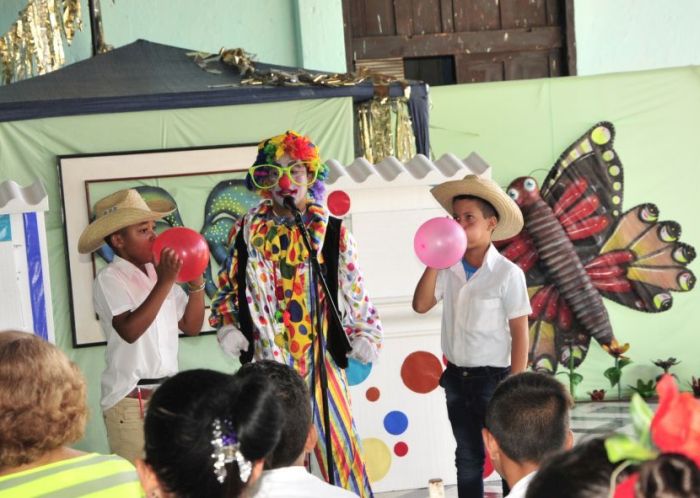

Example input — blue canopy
[0,40,429,154]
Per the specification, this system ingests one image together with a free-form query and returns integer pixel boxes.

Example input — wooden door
[343,0,576,85]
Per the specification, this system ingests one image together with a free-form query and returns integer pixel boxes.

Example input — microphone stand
[284,197,349,485]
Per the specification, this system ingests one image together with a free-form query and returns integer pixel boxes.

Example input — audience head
[525,437,628,498]
[636,453,700,498]
[137,369,282,498]
[483,371,573,470]
[0,331,87,469]
[236,360,313,468]
[527,438,700,498]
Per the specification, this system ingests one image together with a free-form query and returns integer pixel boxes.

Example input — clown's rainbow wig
[245,130,329,202]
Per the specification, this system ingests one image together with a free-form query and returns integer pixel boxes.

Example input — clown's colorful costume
[209,132,382,498]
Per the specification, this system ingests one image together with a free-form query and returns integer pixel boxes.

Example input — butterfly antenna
[528,168,550,178]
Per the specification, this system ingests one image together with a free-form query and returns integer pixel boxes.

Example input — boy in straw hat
[412,174,531,498]
[78,189,205,463]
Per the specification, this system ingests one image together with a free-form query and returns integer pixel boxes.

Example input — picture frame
[59,143,259,347]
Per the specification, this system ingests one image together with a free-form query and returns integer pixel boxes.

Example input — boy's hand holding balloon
[153,227,210,283]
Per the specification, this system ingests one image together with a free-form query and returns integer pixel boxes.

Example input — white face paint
[270,153,309,211]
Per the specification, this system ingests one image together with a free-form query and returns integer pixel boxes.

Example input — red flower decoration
[283,132,317,161]
[613,473,638,498]
[651,374,700,467]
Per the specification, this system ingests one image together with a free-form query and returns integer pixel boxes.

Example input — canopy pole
[88,0,109,55]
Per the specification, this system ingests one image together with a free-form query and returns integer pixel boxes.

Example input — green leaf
[629,393,654,447]
[619,358,633,369]
[604,367,621,387]
[556,371,570,379]
[571,373,584,386]
[640,379,655,390]
[604,434,657,463]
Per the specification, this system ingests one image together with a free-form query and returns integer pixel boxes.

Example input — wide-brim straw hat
[430,174,524,241]
[78,189,175,254]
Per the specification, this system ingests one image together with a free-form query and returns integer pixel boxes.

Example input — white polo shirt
[435,244,531,368]
[250,466,359,498]
[93,255,187,410]
[505,470,537,498]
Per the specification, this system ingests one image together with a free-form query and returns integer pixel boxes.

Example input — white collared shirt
[435,244,531,367]
[93,255,187,410]
[505,470,537,498]
[249,466,359,498]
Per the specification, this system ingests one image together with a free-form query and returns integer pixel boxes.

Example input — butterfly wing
[588,203,696,311]
[527,285,591,373]
[496,231,547,286]
[540,122,624,265]
[541,122,695,312]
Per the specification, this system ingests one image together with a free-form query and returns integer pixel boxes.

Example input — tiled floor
[375,400,654,498]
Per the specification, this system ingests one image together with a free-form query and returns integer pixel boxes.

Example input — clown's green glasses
[248,162,318,189]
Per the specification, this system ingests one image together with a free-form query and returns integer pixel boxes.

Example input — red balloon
[152,228,210,283]
[327,190,351,217]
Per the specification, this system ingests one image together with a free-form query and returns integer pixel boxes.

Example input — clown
[209,131,382,497]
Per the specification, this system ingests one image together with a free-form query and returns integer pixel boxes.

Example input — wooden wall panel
[455,54,504,83]
[501,0,548,29]
[412,0,443,35]
[453,0,501,31]
[359,0,397,36]
[548,50,564,76]
[343,0,576,83]
[505,52,551,80]
[394,0,413,36]
[545,0,562,25]
[353,27,562,60]
[439,0,454,32]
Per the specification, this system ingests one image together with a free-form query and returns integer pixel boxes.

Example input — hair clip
[210,418,252,484]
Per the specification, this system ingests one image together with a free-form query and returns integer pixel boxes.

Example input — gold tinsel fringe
[0,0,82,85]
[358,96,416,163]
[190,47,417,162]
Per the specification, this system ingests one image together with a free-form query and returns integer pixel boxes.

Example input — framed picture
[59,144,260,347]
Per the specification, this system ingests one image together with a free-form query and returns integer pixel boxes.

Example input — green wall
[0,0,347,73]
[0,98,354,453]
[575,0,700,76]
[429,66,700,399]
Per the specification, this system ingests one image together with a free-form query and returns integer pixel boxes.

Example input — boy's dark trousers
[440,363,510,498]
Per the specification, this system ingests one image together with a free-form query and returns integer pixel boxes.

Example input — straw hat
[430,174,524,241]
[78,189,175,254]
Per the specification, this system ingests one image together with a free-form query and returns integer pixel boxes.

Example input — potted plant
[653,357,680,380]
[557,338,583,401]
[587,389,606,401]
[629,379,656,399]
[602,339,632,401]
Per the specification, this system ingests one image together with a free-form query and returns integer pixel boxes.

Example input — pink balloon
[153,227,210,283]
[327,190,351,217]
[413,217,467,269]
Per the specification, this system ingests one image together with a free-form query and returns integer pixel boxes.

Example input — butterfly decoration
[497,122,696,373]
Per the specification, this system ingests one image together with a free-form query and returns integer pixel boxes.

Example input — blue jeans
[440,363,510,498]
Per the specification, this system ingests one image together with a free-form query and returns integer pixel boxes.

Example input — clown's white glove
[217,325,249,359]
[347,336,378,364]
